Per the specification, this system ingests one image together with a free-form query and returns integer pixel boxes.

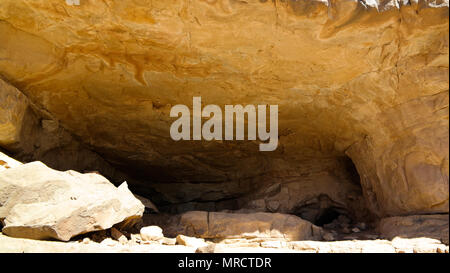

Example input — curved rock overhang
[0,0,448,221]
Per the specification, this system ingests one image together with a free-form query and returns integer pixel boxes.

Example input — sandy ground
[1,232,448,253]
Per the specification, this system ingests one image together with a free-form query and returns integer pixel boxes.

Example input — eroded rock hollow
[0,0,448,235]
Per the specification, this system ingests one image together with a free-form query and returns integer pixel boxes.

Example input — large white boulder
[0,161,144,241]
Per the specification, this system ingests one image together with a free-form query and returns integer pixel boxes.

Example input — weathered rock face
[0,79,29,148]
[347,92,449,216]
[0,160,144,241]
[0,77,137,185]
[378,214,449,244]
[0,0,448,219]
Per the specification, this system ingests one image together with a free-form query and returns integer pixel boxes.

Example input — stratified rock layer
[0,0,448,217]
[142,211,323,241]
[378,214,449,244]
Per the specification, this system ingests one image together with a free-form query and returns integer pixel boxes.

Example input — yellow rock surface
[0,0,448,216]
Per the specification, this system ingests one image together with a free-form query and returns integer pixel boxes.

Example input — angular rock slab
[179,211,322,241]
[0,161,144,241]
[378,214,449,245]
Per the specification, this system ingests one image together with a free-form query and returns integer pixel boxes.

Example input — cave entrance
[294,197,352,228]
[113,152,370,226]
[315,207,342,226]
[291,156,367,227]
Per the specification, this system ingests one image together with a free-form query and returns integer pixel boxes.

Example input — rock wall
[0,78,130,183]
[0,0,448,219]
[347,91,449,216]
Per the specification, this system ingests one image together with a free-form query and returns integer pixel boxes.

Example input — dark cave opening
[342,155,363,187]
[111,153,370,225]
[315,207,342,226]
[294,198,353,227]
